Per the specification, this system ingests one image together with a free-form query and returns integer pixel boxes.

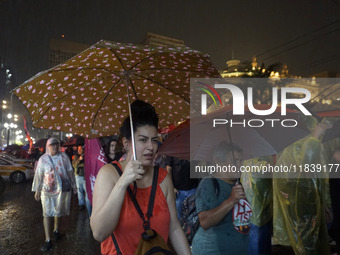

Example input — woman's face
[78,146,83,155]
[128,125,158,166]
[109,141,117,154]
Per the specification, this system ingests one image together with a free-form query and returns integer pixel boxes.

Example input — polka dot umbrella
[12,40,220,140]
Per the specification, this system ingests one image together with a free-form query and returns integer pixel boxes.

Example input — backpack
[180,178,219,245]
[110,163,173,255]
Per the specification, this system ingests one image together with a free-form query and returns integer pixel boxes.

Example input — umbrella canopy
[12,40,220,138]
[22,143,30,150]
[33,138,64,148]
[157,119,191,160]
[158,105,310,161]
[62,136,85,147]
[33,138,48,148]
[4,144,22,155]
[317,110,340,118]
[5,144,22,151]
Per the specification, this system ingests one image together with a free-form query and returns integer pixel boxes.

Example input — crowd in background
[3,113,340,254]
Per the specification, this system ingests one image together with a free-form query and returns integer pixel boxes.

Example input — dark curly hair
[119,100,159,140]
[104,138,118,156]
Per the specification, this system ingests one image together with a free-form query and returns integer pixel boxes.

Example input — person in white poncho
[32,137,77,252]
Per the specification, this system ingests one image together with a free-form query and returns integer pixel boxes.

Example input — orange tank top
[101,162,170,255]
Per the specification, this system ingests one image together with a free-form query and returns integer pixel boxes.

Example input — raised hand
[121,154,144,185]
[312,121,332,139]
[229,184,246,204]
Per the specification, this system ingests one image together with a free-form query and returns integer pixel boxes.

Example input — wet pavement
[0,179,101,255]
[0,179,298,255]
[0,179,334,255]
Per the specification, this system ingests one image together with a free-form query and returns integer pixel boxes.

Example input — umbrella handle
[128,102,137,161]
[126,77,137,160]
[226,121,238,168]
[226,118,241,185]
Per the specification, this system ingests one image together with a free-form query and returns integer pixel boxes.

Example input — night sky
[1,0,340,86]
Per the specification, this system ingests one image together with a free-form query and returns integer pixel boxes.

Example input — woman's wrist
[115,176,130,191]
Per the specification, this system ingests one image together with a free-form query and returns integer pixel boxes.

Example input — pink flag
[85,138,107,204]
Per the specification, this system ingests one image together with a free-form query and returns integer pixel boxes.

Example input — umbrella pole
[125,77,137,160]
[226,123,240,184]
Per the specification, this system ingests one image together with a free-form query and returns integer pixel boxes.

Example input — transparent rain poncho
[32,138,74,217]
[241,156,273,227]
[272,135,330,255]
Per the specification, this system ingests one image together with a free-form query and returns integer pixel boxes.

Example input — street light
[2,100,7,109]
[0,101,8,149]
[15,130,23,144]
[16,134,24,142]
[4,122,17,146]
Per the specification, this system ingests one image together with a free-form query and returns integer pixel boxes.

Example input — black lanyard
[110,163,159,254]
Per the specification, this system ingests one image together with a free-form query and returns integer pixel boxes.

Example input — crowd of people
[28,99,340,255]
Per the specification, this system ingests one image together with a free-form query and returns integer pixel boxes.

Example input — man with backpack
[165,156,200,220]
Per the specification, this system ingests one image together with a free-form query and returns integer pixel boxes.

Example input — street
[0,179,101,255]
[1,178,331,255]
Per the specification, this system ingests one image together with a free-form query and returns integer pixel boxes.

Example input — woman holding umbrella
[90,100,191,254]
[191,141,249,255]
